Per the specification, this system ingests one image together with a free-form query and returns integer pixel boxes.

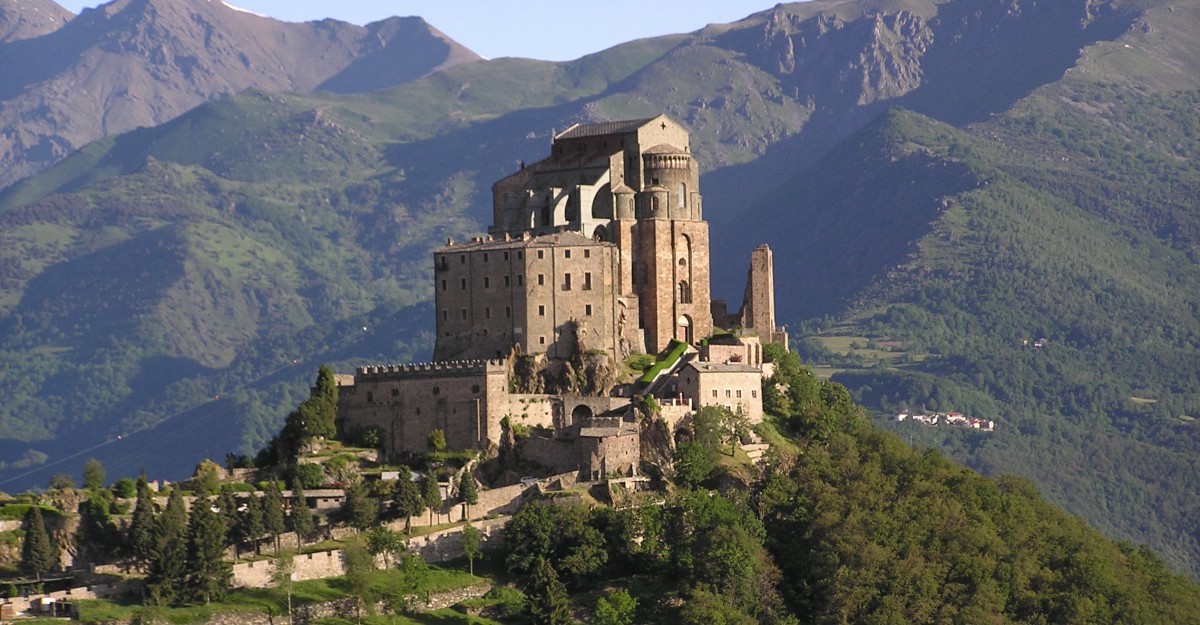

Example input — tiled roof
[555,117,657,140]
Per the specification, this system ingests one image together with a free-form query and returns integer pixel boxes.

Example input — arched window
[678,280,691,304]
[651,195,660,212]
[678,183,686,208]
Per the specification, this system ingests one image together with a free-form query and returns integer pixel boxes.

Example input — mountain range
[0,0,480,188]
[0,0,1198,579]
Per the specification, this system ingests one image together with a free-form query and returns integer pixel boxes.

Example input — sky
[54,1,780,62]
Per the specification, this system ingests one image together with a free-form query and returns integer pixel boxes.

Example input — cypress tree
[459,472,479,520]
[20,506,55,580]
[289,484,315,549]
[217,487,240,558]
[263,482,287,555]
[423,476,442,526]
[127,477,158,571]
[186,497,232,605]
[240,493,265,555]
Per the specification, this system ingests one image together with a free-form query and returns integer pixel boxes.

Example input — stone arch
[677,233,693,286]
[591,183,613,219]
[571,404,594,424]
[592,224,608,242]
[677,314,694,344]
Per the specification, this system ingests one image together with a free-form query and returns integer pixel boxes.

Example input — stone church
[335,116,784,476]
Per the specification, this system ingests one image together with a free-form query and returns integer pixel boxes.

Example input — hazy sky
[54,1,779,62]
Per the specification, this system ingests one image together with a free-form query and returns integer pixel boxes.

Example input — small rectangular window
[725,390,732,398]
[538,274,545,286]
[504,251,510,260]
[460,254,466,264]
[460,278,467,289]
[737,390,743,398]
[441,310,448,321]
[485,307,491,319]
[712,390,718,398]
[504,276,511,287]
[585,304,592,316]
[484,277,490,288]
[506,306,512,318]
[539,336,546,345]
[517,275,524,286]
[461,309,468,320]
[752,390,758,398]
[483,253,489,262]
[441,280,447,291]
[518,251,523,259]
[537,250,544,259]
[565,249,572,259]
[584,249,591,258]
[538,305,546,316]
[583,273,592,290]
[563,273,572,290]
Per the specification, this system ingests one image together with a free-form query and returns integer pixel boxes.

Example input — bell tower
[631,143,711,353]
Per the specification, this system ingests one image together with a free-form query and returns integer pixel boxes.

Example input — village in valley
[895,411,996,432]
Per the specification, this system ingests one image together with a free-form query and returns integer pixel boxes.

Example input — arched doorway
[571,404,594,425]
[676,314,693,344]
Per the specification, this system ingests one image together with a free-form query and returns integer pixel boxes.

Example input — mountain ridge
[0,0,482,188]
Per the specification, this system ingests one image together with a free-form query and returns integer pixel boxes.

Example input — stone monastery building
[336,116,784,477]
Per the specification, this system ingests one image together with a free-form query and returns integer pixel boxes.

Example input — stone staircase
[740,431,770,464]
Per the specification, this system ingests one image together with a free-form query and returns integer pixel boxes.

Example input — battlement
[354,359,506,381]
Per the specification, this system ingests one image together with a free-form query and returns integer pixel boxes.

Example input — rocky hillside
[0,0,71,43]
[2,0,1200,579]
[0,0,481,188]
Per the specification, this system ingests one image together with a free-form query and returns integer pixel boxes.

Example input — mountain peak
[0,0,72,43]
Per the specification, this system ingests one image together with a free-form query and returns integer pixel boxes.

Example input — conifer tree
[422,476,442,526]
[459,471,479,520]
[185,496,232,605]
[217,487,241,558]
[392,477,425,535]
[289,484,315,549]
[262,482,287,555]
[127,477,157,571]
[526,558,571,625]
[20,506,55,580]
[75,490,118,564]
[146,488,188,605]
[342,482,378,533]
[240,493,265,555]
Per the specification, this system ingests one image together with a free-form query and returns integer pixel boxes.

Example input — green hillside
[733,101,1200,573]
[1,0,1200,583]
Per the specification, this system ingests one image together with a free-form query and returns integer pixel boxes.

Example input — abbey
[435,115,712,361]
[336,116,784,475]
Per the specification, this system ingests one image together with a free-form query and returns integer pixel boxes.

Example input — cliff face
[0,0,481,188]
